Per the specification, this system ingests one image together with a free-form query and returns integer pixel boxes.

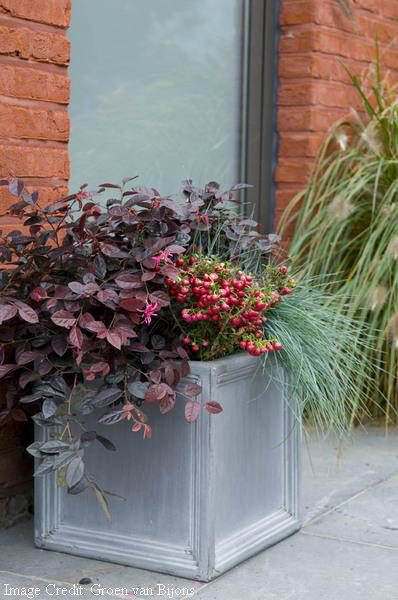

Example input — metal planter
[35,353,301,581]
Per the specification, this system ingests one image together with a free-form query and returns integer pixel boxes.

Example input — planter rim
[188,351,268,367]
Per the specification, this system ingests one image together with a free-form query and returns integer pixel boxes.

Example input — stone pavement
[1,427,398,599]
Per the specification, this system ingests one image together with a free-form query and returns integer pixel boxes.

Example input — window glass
[69,0,243,197]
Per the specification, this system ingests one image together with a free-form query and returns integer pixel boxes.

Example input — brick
[383,47,398,71]
[275,158,314,184]
[0,22,70,65]
[279,80,312,105]
[279,80,360,108]
[0,144,69,178]
[354,0,380,13]
[280,1,317,25]
[278,106,346,132]
[383,0,398,19]
[356,12,398,42]
[0,63,70,103]
[279,55,314,79]
[280,27,314,54]
[0,183,68,211]
[279,133,324,157]
[0,103,69,141]
[281,0,355,30]
[275,187,303,211]
[275,0,398,223]
[281,28,375,62]
[279,54,368,83]
[0,0,71,28]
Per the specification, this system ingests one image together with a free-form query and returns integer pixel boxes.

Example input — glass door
[68,0,278,227]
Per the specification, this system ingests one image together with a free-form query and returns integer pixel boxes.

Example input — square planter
[35,353,301,581]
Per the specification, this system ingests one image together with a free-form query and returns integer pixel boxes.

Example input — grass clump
[279,50,398,425]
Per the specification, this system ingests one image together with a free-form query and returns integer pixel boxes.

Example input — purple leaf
[204,401,223,414]
[0,304,17,324]
[51,310,76,329]
[15,301,39,324]
[0,364,16,379]
[184,401,201,423]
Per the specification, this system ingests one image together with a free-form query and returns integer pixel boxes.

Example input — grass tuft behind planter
[279,52,398,424]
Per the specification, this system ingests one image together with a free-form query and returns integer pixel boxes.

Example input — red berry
[176,259,184,267]
[183,337,191,345]
[279,265,288,274]
[191,344,200,352]
[273,342,283,351]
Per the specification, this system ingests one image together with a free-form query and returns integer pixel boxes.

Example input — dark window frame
[240,0,280,232]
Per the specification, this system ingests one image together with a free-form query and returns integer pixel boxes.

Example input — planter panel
[35,354,301,581]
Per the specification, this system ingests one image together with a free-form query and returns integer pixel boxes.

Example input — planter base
[35,354,301,581]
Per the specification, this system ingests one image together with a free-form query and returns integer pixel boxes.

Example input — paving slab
[194,529,398,600]
[1,427,398,599]
[303,471,398,548]
[302,426,398,522]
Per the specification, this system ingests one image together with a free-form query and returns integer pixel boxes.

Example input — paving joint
[303,468,398,528]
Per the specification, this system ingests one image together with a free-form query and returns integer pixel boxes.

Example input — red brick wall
[276,0,398,229]
[0,0,71,526]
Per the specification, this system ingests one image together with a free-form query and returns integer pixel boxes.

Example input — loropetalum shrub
[0,176,289,510]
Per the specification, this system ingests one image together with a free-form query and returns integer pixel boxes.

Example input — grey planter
[35,353,301,581]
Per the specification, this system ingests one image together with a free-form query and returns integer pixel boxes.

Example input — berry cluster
[166,257,294,359]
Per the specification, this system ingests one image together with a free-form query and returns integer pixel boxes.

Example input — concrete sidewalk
[1,427,398,599]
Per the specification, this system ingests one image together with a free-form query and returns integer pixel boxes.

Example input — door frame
[240,0,280,232]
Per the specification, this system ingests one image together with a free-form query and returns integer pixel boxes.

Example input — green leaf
[92,484,112,521]
[66,457,84,488]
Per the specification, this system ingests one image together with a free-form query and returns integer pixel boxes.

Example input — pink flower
[153,250,173,267]
[138,300,160,325]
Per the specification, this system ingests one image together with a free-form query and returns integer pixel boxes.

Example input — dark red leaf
[17,351,39,365]
[184,382,202,397]
[15,301,39,324]
[69,326,83,349]
[106,331,122,349]
[0,304,17,324]
[0,364,17,379]
[12,408,28,422]
[204,401,223,414]
[184,401,201,423]
[119,298,145,312]
[143,424,152,439]
[149,290,170,308]
[96,288,119,305]
[51,334,68,357]
[100,243,128,258]
[51,310,76,329]
[115,273,142,289]
[145,383,168,403]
